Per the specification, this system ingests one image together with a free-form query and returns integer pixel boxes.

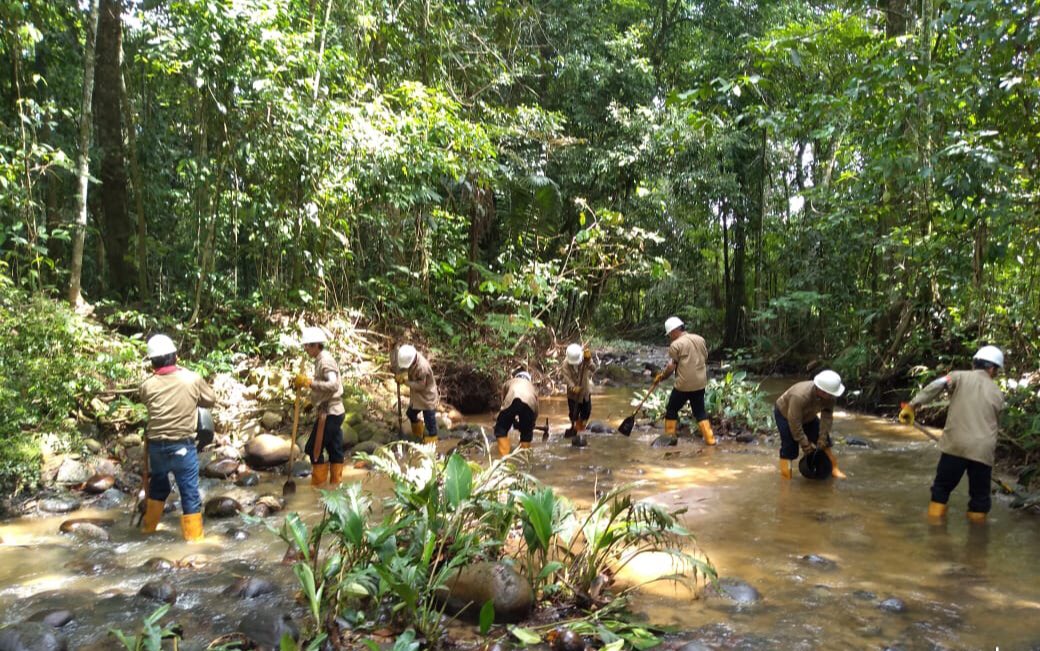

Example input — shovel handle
[910,421,941,443]
[630,376,664,417]
[286,394,302,473]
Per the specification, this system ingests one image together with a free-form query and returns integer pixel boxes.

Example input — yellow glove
[583,347,592,361]
[395,372,408,384]
[898,402,915,425]
[293,373,312,390]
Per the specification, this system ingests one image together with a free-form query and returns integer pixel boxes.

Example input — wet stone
[0,622,68,651]
[82,474,115,494]
[845,436,872,447]
[93,488,126,510]
[234,472,260,487]
[551,629,584,651]
[677,643,713,651]
[204,496,242,518]
[225,527,250,541]
[223,577,277,599]
[651,436,677,448]
[38,497,81,514]
[59,518,114,533]
[243,434,291,469]
[587,421,610,434]
[879,597,907,613]
[801,554,837,570]
[735,432,757,443]
[142,558,175,572]
[852,590,877,601]
[55,458,92,484]
[203,459,239,479]
[82,438,103,454]
[138,581,177,605]
[63,523,110,542]
[255,494,285,512]
[26,610,75,628]
[238,609,298,648]
[714,578,761,605]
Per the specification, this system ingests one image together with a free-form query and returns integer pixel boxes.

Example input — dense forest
[1,0,1038,488]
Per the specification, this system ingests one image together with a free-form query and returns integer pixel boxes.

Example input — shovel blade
[282,480,297,497]
[618,416,635,436]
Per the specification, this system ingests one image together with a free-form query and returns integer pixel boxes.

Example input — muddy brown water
[2,381,1040,650]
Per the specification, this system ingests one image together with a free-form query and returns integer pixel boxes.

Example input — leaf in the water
[508,625,542,644]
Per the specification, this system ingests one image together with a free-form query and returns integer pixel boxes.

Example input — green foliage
[704,370,772,432]
[1000,376,1040,453]
[108,605,179,651]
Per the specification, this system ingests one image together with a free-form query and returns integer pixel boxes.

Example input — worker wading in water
[562,343,595,439]
[494,371,539,457]
[654,317,715,446]
[396,344,440,445]
[774,370,847,479]
[900,346,1005,524]
[139,334,216,541]
[295,327,345,487]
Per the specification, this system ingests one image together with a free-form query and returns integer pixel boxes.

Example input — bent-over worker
[562,343,595,438]
[396,344,440,445]
[494,371,539,457]
[295,327,345,487]
[774,370,847,479]
[655,317,715,446]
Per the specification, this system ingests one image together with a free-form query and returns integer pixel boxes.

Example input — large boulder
[138,581,177,605]
[55,459,92,485]
[260,411,283,430]
[223,577,277,599]
[38,496,81,515]
[243,434,292,469]
[204,497,243,519]
[203,459,240,479]
[441,561,534,623]
[0,623,68,651]
[26,610,75,628]
[82,474,115,494]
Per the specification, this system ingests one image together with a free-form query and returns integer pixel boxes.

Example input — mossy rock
[343,399,364,413]
[353,440,380,455]
[342,426,359,447]
[356,421,382,443]
[344,411,363,426]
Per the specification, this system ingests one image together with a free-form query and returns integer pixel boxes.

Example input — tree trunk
[68,0,100,307]
[885,0,908,38]
[120,49,149,301]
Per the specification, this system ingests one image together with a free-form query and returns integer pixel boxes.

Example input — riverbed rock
[353,440,381,455]
[142,558,175,572]
[93,487,126,510]
[82,438,103,454]
[844,436,871,447]
[441,561,534,623]
[204,497,242,518]
[255,494,285,513]
[800,554,837,570]
[261,411,283,430]
[651,436,677,448]
[587,421,609,434]
[235,471,260,487]
[203,459,239,479]
[878,597,906,613]
[223,577,277,599]
[735,431,757,443]
[551,629,584,651]
[138,581,177,605]
[0,622,68,651]
[38,496,81,514]
[570,434,589,448]
[55,459,92,485]
[60,521,110,542]
[225,527,250,541]
[243,434,292,469]
[26,610,74,628]
[82,474,115,494]
[119,433,143,448]
[676,643,713,651]
[713,578,761,605]
[238,609,298,648]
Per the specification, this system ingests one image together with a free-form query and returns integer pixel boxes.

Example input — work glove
[293,373,312,390]
[395,372,408,384]
[583,347,592,361]
[898,402,915,425]
[568,386,581,398]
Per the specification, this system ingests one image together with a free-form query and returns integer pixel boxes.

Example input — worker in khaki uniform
[494,371,539,457]
[900,346,1004,523]
[294,327,346,487]
[396,344,439,445]
[655,317,714,446]
[774,370,847,479]
[140,334,216,542]
[562,343,595,439]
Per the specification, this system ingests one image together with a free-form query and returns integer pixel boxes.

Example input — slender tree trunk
[120,49,149,301]
[68,0,100,307]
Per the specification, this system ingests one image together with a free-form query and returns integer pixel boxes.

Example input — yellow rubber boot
[496,437,511,458]
[967,511,987,524]
[779,459,792,479]
[928,501,948,519]
[519,441,532,450]
[575,420,585,433]
[141,498,165,533]
[311,463,329,486]
[823,447,846,479]
[411,420,425,442]
[664,419,678,440]
[698,420,716,446]
[181,513,204,542]
[329,463,344,486]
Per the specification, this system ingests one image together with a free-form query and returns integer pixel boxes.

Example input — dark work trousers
[567,397,592,423]
[931,452,992,513]
[495,398,536,443]
[305,413,345,464]
[774,406,821,460]
[665,388,708,422]
[406,407,438,435]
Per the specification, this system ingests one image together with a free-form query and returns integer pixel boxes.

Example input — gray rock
[142,558,175,572]
[62,522,110,542]
[26,610,74,628]
[119,433,143,448]
[879,597,906,613]
[255,494,285,513]
[852,590,876,601]
[243,434,292,469]
[551,629,584,651]
[845,436,871,447]
[94,488,126,510]
[223,577,277,599]
[82,474,115,494]
[55,459,93,485]
[441,561,534,623]
[735,432,757,443]
[677,643,713,651]
[715,578,761,605]
[353,440,380,455]
[290,461,311,478]
[204,497,242,518]
[38,497,81,514]
[225,527,250,541]
[587,421,609,433]
[651,436,677,448]
[800,554,837,570]
[92,459,120,477]
[0,622,68,651]
[138,581,177,604]
[82,438,103,454]
[261,411,283,430]
[203,459,239,479]
[235,472,260,487]
[238,609,298,648]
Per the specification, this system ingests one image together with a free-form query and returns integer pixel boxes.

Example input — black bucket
[798,448,833,480]
[196,407,215,452]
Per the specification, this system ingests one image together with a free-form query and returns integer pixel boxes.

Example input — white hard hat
[514,371,532,382]
[566,344,583,366]
[398,344,417,369]
[973,345,1004,368]
[146,334,177,359]
[813,370,845,397]
[300,327,328,345]
[664,316,684,335]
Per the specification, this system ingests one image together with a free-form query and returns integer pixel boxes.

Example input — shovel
[132,439,150,527]
[282,391,303,496]
[903,419,1020,496]
[618,376,664,436]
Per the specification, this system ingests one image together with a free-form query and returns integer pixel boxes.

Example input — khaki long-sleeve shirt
[561,358,596,401]
[910,369,1003,466]
[502,378,539,415]
[406,352,439,410]
[311,350,344,416]
[775,380,835,451]
[668,333,709,392]
[140,367,216,442]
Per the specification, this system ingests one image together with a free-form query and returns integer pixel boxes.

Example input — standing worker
[654,317,715,446]
[900,346,1004,523]
[294,327,346,487]
[396,344,440,445]
[494,371,539,457]
[774,370,847,479]
[139,334,216,541]
[562,343,595,438]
